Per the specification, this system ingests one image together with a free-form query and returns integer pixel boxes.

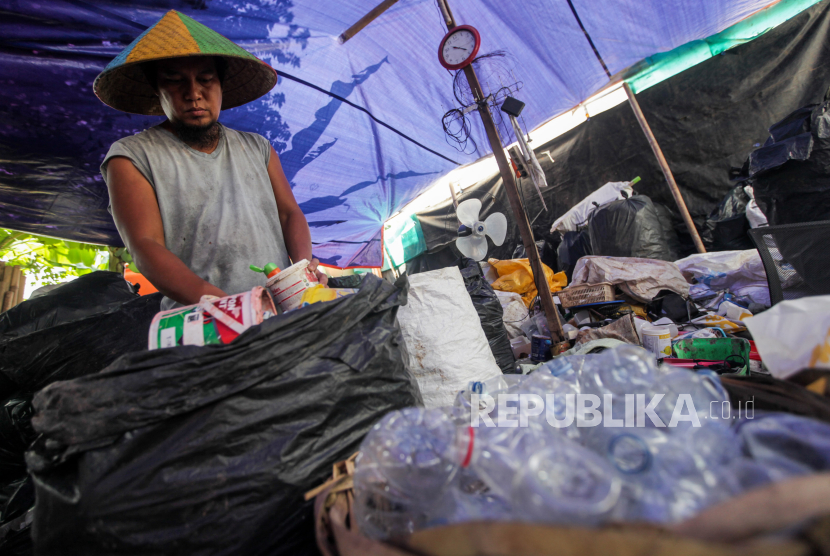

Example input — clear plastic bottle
[353,407,462,539]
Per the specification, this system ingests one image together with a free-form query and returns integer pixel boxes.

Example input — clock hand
[452,46,468,51]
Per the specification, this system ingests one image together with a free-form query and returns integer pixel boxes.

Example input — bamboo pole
[339,0,399,43]
[437,0,565,344]
[623,82,706,254]
[0,263,12,303]
[3,266,20,312]
[0,263,5,298]
[14,269,25,306]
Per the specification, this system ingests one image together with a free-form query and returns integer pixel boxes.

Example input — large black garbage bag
[750,100,830,225]
[0,395,35,482]
[588,195,673,261]
[0,271,137,343]
[556,229,592,282]
[458,258,515,374]
[0,293,162,399]
[26,275,421,556]
[701,186,754,251]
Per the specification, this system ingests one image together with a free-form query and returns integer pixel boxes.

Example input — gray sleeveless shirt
[101,124,291,310]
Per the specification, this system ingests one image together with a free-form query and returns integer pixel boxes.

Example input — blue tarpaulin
[0,0,778,267]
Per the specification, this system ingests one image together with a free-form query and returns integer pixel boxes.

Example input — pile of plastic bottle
[353,345,830,539]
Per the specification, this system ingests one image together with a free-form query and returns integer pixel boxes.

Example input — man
[95,10,326,310]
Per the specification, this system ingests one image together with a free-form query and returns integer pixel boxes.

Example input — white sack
[676,250,770,306]
[745,295,830,379]
[570,256,689,303]
[550,181,633,234]
[397,267,503,409]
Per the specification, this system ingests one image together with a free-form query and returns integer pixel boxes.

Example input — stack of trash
[353,345,830,539]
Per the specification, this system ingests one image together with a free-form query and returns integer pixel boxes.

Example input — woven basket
[556,282,615,308]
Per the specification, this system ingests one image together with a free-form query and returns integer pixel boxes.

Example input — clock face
[440,26,480,69]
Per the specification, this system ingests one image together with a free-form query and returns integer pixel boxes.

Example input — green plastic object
[673,337,751,375]
[250,263,280,276]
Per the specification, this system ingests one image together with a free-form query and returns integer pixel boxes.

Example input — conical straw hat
[94,10,278,116]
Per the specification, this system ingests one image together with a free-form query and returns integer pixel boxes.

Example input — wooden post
[437,0,565,344]
[339,0,399,43]
[3,266,20,312]
[623,82,706,254]
[15,269,25,306]
[0,263,12,306]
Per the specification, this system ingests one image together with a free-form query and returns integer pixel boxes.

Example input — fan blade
[484,212,508,246]
[456,235,489,261]
[456,198,482,227]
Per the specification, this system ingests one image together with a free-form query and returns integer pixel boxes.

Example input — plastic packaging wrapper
[676,250,770,307]
[749,100,830,225]
[397,267,502,409]
[550,181,635,234]
[458,259,516,375]
[0,293,162,400]
[570,256,689,303]
[0,271,137,343]
[744,295,830,380]
[352,346,824,539]
[701,186,754,252]
[27,274,422,556]
[489,258,567,308]
[495,291,530,340]
[588,196,675,261]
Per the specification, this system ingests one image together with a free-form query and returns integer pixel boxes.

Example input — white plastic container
[266,259,318,312]
[641,324,672,360]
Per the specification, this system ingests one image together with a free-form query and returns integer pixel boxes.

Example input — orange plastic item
[124,264,159,295]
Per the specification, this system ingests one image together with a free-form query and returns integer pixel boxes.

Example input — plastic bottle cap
[264,263,280,277]
[250,263,281,278]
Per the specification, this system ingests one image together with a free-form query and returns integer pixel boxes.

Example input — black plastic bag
[0,395,35,482]
[457,258,515,374]
[27,275,421,556]
[327,274,363,289]
[750,100,830,225]
[0,271,137,343]
[701,186,754,251]
[556,229,592,282]
[0,293,162,399]
[588,195,674,261]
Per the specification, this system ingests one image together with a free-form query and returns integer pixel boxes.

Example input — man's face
[155,57,222,128]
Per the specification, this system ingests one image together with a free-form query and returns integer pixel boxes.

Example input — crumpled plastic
[676,250,771,308]
[494,291,530,340]
[745,295,830,379]
[549,181,634,234]
[489,258,567,308]
[569,256,689,303]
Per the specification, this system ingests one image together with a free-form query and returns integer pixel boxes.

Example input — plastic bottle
[353,408,463,539]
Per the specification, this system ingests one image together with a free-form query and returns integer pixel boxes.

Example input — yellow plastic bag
[489,258,567,308]
[299,284,357,307]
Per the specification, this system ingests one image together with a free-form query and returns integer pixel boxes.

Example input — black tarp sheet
[416,0,830,258]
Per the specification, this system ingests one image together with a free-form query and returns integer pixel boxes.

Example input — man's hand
[308,258,328,286]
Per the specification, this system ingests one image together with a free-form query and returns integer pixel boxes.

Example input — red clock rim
[438,25,481,71]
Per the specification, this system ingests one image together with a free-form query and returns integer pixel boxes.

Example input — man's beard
[172,120,220,149]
